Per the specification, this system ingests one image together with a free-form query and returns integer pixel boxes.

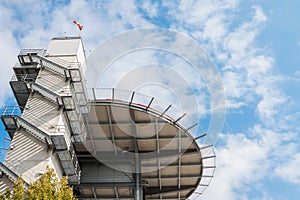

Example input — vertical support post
[92,88,96,100]
[134,153,143,200]
[130,108,143,200]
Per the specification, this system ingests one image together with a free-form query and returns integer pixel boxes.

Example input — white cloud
[0,0,154,105]
[203,124,298,199]
[203,14,227,43]
[202,133,268,200]
[275,153,300,184]
[168,3,274,113]
[0,4,21,107]
[252,125,298,152]
[3,0,153,50]
[142,0,158,17]
[252,5,267,23]
[0,32,18,107]
[176,0,237,25]
[255,77,287,124]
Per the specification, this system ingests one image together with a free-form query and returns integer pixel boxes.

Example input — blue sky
[0,0,299,199]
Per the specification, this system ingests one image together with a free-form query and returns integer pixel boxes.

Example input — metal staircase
[14,49,89,142]
[39,56,70,77]
[2,107,61,148]
[0,162,19,182]
[30,82,62,105]
[57,145,81,183]
[1,106,81,183]
[16,117,52,145]
[5,48,89,183]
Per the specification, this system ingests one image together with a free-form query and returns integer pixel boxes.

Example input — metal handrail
[31,82,60,102]
[0,162,19,181]
[23,108,67,135]
[13,62,28,68]
[11,74,37,82]
[43,53,81,68]
[19,49,46,56]
[17,48,82,73]
[86,87,216,197]
[16,117,49,142]
[35,74,73,96]
[1,106,67,135]
[1,106,21,116]
[87,87,200,134]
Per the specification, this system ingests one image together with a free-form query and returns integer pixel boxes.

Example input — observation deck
[71,88,216,200]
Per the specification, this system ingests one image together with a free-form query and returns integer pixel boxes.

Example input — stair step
[31,83,60,103]
[16,117,48,143]
[40,57,68,76]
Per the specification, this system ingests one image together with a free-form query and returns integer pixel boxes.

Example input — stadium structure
[0,37,215,200]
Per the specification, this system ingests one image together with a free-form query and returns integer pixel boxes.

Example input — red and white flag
[73,20,83,31]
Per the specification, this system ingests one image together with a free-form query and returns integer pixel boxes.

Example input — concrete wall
[47,37,86,73]
[0,174,14,194]
[22,93,61,135]
[3,129,51,183]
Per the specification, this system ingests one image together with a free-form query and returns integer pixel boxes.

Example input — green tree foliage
[12,177,25,200]
[0,167,77,200]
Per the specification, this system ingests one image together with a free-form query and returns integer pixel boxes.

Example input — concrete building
[0,37,215,200]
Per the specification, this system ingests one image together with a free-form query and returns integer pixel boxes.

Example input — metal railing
[22,108,65,134]
[19,49,46,56]
[1,106,21,116]
[11,74,37,82]
[31,82,61,104]
[16,117,51,144]
[43,53,81,68]
[21,109,71,150]
[87,88,202,137]
[39,57,68,75]
[18,49,80,68]
[57,145,81,183]
[1,107,50,145]
[17,49,81,77]
[1,106,71,150]
[35,74,73,96]
[0,162,19,182]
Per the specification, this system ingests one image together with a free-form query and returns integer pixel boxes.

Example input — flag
[73,20,83,31]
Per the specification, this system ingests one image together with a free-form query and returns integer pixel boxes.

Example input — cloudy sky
[0,0,300,199]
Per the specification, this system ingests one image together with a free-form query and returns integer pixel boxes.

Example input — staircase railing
[0,162,19,182]
[16,117,52,145]
[1,106,22,116]
[1,106,71,151]
[11,74,37,82]
[31,82,63,105]
[39,56,69,77]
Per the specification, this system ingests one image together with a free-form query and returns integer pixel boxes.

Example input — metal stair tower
[0,37,87,188]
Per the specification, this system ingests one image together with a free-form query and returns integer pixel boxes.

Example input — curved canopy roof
[72,89,215,200]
